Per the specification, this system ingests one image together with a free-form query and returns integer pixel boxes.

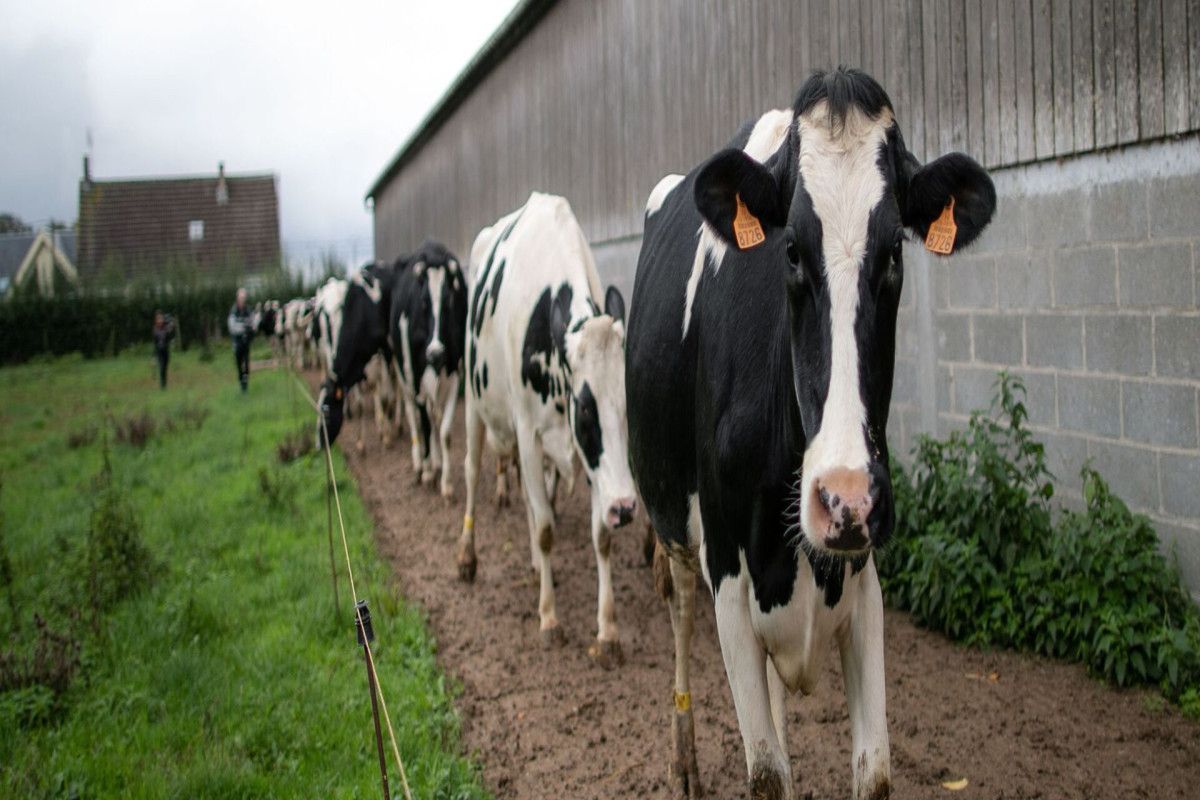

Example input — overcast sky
[0,0,520,267]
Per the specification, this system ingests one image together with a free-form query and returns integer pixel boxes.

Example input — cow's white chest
[748,552,859,695]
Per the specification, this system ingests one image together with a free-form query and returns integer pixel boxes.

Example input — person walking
[228,288,254,392]
[152,310,176,389]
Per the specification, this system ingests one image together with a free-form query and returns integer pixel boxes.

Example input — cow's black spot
[489,260,505,316]
[521,288,555,402]
[481,362,488,390]
[473,370,481,398]
[551,283,573,362]
[573,382,603,469]
[802,543,869,608]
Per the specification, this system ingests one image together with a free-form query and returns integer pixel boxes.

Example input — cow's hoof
[355,442,365,455]
[457,555,477,583]
[421,470,435,486]
[587,639,625,670]
[539,626,566,649]
[441,485,455,502]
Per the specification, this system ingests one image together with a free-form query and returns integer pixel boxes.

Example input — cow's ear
[694,148,788,247]
[901,152,996,252]
[447,258,460,275]
[551,294,570,366]
[604,286,625,325]
[413,260,426,278]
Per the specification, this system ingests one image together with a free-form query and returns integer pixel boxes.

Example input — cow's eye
[785,230,800,266]
[891,239,903,264]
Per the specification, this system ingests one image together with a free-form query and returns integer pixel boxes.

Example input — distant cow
[279,297,315,369]
[456,192,635,667]
[390,240,468,496]
[315,264,395,449]
[627,69,995,799]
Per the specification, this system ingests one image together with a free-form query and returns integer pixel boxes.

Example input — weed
[111,412,157,448]
[87,443,156,620]
[881,373,1200,713]
[66,425,98,449]
[276,425,313,464]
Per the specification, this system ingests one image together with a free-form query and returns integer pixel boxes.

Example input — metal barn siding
[369,0,1200,265]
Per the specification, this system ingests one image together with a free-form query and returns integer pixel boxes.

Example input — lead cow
[456,192,636,666]
[627,69,995,799]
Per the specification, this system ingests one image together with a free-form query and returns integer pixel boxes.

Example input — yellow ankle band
[673,690,691,712]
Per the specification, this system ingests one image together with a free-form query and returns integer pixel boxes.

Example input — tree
[0,213,32,234]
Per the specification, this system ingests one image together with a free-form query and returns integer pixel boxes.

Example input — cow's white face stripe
[426,267,445,353]
[796,102,892,529]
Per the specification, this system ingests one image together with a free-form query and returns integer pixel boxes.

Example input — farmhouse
[368,0,1200,593]
[0,228,78,298]
[77,158,280,282]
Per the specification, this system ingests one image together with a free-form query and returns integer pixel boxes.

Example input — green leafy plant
[880,373,1200,714]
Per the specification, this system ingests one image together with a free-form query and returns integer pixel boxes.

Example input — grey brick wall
[592,137,1200,597]
[894,137,1200,596]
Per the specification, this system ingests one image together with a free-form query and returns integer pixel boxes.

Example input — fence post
[355,600,390,800]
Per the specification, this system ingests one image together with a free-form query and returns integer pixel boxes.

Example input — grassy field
[0,346,487,799]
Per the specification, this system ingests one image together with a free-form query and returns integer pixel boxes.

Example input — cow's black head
[694,68,995,555]
[406,241,467,382]
[316,379,345,450]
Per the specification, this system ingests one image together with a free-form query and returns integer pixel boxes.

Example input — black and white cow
[456,192,636,666]
[316,263,395,449]
[390,240,468,496]
[627,69,995,799]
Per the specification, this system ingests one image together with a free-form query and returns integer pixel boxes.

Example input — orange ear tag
[924,197,957,255]
[733,194,766,251]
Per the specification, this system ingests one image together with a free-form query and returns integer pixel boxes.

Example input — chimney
[82,155,91,188]
[216,161,229,205]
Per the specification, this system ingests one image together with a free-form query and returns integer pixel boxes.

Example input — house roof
[77,169,280,276]
[0,230,76,289]
[365,0,559,201]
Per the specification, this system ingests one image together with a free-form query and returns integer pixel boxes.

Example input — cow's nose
[605,497,637,529]
[426,343,446,372]
[813,467,874,551]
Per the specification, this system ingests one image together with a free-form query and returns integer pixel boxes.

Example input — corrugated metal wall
[373,0,1200,263]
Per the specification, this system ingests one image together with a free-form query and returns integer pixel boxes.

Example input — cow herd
[287,70,995,800]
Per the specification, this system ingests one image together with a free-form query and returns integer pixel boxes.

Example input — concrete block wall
[889,136,1200,595]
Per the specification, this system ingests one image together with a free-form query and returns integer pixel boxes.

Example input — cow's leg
[456,401,485,582]
[656,545,700,799]
[427,398,444,485]
[715,574,792,800]
[837,561,891,800]
[418,404,435,485]
[767,659,789,772]
[494,455,511,508]
[517,425,563,647]
[545,463,559,514]
[437,375,459,499]
[586,498,623,669]
[403,397,423,478]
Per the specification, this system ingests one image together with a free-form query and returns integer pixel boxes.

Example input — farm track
[331,388,1200,799]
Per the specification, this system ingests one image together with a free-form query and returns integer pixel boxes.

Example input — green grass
[0,347,488,799]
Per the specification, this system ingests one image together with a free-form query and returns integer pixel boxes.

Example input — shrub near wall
[880,375,1200,715]
[0,274,309,364]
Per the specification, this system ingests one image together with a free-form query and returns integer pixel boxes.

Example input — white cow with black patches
[628,69,997,800]
[456,192,636,667]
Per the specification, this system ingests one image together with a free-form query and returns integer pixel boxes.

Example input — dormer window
[189,220,204,241]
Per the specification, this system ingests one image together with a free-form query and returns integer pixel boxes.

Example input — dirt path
[335,400,1200,799]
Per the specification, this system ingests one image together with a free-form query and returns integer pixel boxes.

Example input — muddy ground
[332,398,1200,799]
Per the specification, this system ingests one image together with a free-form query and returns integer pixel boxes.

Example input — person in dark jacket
[152,310,176,389]
[228,288,254,392]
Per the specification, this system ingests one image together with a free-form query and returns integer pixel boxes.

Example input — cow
[390,240,468,496]
[455,192,637,667]
[626,69,996,800]
[315,264,395,450]
[257,300,283,359]
[279,297,315,370]
[311,277,349,380]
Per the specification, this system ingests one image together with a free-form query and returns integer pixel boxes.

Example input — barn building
[368,0,1200,593]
